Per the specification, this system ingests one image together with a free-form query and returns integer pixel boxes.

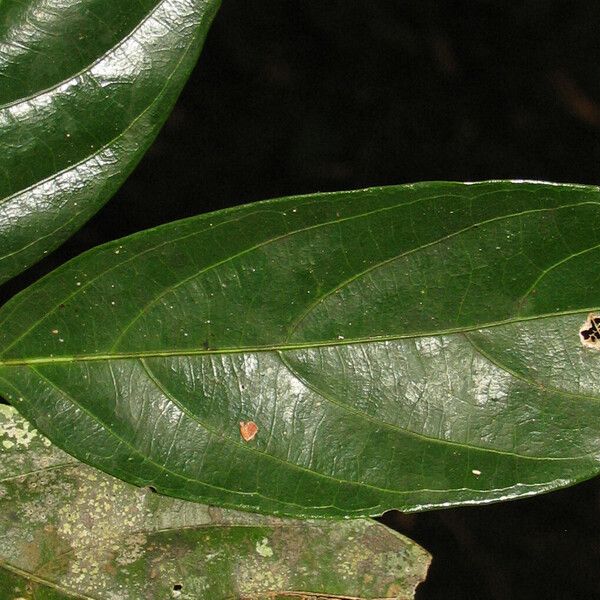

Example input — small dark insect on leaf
[239,421,258,442]
[580,313,600,350]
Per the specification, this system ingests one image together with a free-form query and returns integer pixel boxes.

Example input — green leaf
[0,180,599,517]
[0,0,220,285]
[0,405,430,600]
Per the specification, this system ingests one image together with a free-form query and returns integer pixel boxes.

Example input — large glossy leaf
[0,0,220,285]
[0,405,430,599]
[0,180,599,517]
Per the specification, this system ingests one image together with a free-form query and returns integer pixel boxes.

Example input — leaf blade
[0,181,599,516]
[0,0,221,285]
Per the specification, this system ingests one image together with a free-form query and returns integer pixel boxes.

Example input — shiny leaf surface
[0,0,220,285]
[0,181,599,517]
[0,405,430,599]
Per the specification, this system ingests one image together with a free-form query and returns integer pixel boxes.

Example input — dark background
[4,1,600,598]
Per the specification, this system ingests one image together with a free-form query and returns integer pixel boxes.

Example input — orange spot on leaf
[239,421,258,441]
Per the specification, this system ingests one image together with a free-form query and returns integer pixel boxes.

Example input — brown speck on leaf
[240,421,258,442]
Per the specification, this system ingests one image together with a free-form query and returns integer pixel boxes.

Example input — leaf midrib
[0,306,595,367]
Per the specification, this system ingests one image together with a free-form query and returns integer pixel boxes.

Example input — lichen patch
[55,468,151,593]
[255,537,274,558]
[0,411,39,448]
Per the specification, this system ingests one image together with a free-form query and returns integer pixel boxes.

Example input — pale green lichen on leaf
[255,537,274,558]
[0,405,430,599]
